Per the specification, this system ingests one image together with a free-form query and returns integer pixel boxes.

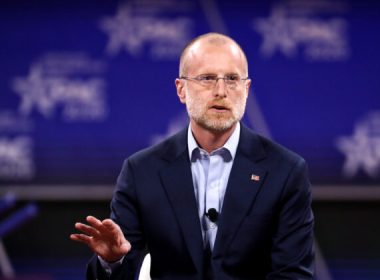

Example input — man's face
[176,41,250,133]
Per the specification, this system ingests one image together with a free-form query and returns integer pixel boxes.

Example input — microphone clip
[205,208,219,223]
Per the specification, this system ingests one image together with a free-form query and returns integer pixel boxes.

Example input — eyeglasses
[180,74,249,89]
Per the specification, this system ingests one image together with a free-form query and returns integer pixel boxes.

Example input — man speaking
[71,33,314,279]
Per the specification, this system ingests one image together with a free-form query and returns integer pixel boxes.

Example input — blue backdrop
[0,0,379,187]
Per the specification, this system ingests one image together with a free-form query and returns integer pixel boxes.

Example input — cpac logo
[336,112,380,179]
[11,66,107,121]
[100,3,192,59]
[0,137,34,180]
[252,4,350,62]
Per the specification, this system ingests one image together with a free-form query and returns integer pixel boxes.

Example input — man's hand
[70,216,131,262]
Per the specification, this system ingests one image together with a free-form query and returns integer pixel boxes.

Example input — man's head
[175,33,251,133]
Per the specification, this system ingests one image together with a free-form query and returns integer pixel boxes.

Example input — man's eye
[199,75,216,81]
[226,75,239,81]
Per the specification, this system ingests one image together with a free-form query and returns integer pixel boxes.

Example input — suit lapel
[158,129,204,273]
[213,124,268,257]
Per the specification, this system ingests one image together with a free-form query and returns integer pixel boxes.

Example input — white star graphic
[11,66,55,118]
[100,4,145,56]
[253,7,298,58]
[336,123,380,178]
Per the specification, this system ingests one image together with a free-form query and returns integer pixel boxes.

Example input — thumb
[120,240,132,254]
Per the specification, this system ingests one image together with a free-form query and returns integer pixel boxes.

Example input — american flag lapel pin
[251,174,260,181]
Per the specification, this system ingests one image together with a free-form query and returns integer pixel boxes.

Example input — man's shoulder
[240,124,306,166]
[261,134,303,162]
[128,127,188,164]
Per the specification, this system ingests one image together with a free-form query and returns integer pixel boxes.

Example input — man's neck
[190,121,237,153]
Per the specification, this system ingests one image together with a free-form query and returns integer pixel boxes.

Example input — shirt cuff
[98,255,125,276]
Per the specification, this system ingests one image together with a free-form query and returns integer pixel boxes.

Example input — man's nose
[213,78,227,98]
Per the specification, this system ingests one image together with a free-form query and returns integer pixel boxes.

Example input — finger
[102,219,119,232]
[75,222,101,238]
[102,219,126,240]
[86,216,107,232]
[70,233,92,245]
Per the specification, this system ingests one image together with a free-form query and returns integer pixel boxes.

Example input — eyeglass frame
[179,74,250,89]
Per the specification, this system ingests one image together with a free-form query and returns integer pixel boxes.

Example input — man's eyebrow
[198,72,240,76]
[196,73,218,77]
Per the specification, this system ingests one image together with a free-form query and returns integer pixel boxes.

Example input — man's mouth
[210,104,229,111]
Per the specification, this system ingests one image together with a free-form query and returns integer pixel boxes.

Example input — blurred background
[0,0,379,279]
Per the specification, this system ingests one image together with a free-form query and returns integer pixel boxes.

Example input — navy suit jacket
[87,123,314,280]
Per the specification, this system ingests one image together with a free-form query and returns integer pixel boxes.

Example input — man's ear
[175,78,186,104]
[245,79,251,98]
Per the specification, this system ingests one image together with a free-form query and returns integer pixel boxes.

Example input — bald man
[71,33,314,280]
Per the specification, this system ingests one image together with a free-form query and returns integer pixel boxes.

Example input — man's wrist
[98,255,125,275]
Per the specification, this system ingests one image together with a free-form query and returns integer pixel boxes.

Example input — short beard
[193,112,236,132]
[185,90,246,132]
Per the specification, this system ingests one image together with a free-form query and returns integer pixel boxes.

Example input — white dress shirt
[188,122,240,250]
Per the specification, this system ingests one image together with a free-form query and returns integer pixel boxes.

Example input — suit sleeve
[267,158,315,279]
[87,158,147,280]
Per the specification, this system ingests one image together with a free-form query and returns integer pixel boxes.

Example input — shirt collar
[187,122,240,161]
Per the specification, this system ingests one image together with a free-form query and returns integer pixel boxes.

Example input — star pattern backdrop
[0,0,379,187]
